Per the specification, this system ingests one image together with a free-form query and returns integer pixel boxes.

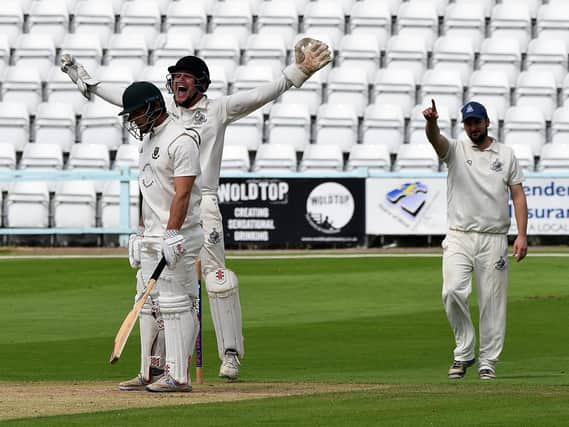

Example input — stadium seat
[224,109,264,152]
[138,65,170,99]
[165,0,207,42]
[253,143,297,173]
[257,0,299,47]
[207,65,229,99]
[348,0,391,47]
[28,0,69,47]
[515,71,557,122]
[20,143,63,170]
[279,71,324,117]
[501,0,540,19]
[0,0,24,46]
[373,68,416,118]
[2,65,42,116]
[231,64,276,114]
[119,0,161,48]
[244,34,288,77]
[478,37,522,88]
[326,65,369,118]
[198,33,241,81]
[0,142,16,183]
[220,144,250,173]
[489,3,532,51]
[113,144,139,170]
[346,143,390,172]
[419,70,463,120]
[526,37,568,88]
[68,143,110,171]
[393,144,439,173]
[362,103,405,154]
[73,0,115,46]
[54,180,97,228]
[34,102,76,153]
[6,181,50,228]
[536,1,569,51]
[432,35,475,86]
[0,102,30,152]
[101,179,139,228]
[79,102,123,150]
[267,103,311,152]
[13,34,56,81]
[563,74,569,107]
[385,34,429,82]
[105,34,148,79]
[466,70,511,120]
[337,33,382,87]
[315,104,358,153]
[303,0,345,46]
[538,142,569,173]
[61,33,103,72]
[45,66,89,115]
[210,0,253,49]
[508,142,534,173]
[551,106,569,145]
[443,2,486,51]
[396,0,439,50]
[503,105,546,157]
[299,144,343,173]
[151,32,194,69]
[0,34,9,76]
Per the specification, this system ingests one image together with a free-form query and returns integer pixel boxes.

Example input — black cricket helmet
[166,56,211,94]
[119,81,166,140]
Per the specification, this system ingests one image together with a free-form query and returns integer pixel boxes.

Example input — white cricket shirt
[139,116,202,237]
[441,137,524,234]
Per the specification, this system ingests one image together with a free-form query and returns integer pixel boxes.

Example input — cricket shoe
[219,350,240,381]
[447,359,476,379]
[119,372,162,391]
[145,375,191,393]
[479,368,496,380]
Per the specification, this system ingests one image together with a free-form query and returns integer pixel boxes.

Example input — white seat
[268,103,311,152]
[231,64,276,114]
[119,0,161,47]
[479,37,522,88]
[198,33,241,81]
[73,0,115,46]
[419,70,463,120]
[257,0,298,47]
[299,144,343,173]
[20,143,63,170]
[503,105,546,157]
[515,71,557,122]
[211,0,253,49]
[54,180,97,227]
[489,3,532,51]
[396,0,439,50]
[113,143,139,170]
[501,0,540,20]
[105,34,148,79]
[409,103,452,142]
[68,143,110,170]
[432,35,475,86]
[101,179,140,228]
[315,104,358,153]
[253,143,297,173]
[467,70,511,120]
[385,34,428,82]
[221,144,250,173]
[279,65,324,116]
[303,0,345,46]
[60,33,103,72]
[526,37,568,88]
[337,33,381,87]
[151,32,194,69]
[28,0,69,47]
[508,142,534,173]
[165,0,207,43]
[394,144,439,172]
[551,106,569,145]
[34,102,76,153]
[138,65,170,99]
[0,34,9,76]
[563,74,569,107]
[346,143,390,172]
[326,65,369,118]
[538,142,569,172]
[244,34,287,77]
[0,102,29,152]
[444,2,486,51]
[373,67,416,118]
[362,103,404,154]
[6,181,50,228]
[536,2,569,51]
[13,34,56,81]
[2,65,42,116]
[348,0,391,46]
[0,142,16,172]
[46,65,90,115]
[207,65,229,99]
[0,0,24,46]
[80,102,123,149]
[225,109,264,151]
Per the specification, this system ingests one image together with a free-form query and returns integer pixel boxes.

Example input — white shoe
[219,350,240,380]
[118,372,163,391]
[145,374,191,392]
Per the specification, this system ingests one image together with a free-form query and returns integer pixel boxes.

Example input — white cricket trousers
[442,230,509,369]
[200,193,226,275]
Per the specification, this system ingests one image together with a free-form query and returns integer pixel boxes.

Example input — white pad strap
[205,269,244,359]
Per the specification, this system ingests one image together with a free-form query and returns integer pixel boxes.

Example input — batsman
[62,37,332,382]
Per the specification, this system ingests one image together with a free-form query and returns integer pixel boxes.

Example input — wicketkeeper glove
[283,37,333,88]
[60,53,100,100]
[127,226,144,269]
[161,229,186,269]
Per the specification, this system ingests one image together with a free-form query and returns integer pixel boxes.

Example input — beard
[469,128,488,146]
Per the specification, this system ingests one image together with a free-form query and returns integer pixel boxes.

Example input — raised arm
[510,183,528,262]
[423,99,450,158]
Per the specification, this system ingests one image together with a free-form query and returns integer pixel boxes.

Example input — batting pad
[205,269,244,359]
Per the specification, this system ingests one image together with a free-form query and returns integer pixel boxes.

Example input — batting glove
[283,38,333,88]
[127,226,144,269]
[161,229,186,269]
[60,53,100,100]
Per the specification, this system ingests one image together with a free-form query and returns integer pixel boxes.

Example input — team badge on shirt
[490,158,503,172]
[152,146,160,159]
[193,111,207,125]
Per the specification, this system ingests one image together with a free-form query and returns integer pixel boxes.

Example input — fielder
[118,81,203,392]
[61,38,332,380]
[423,99,528,380]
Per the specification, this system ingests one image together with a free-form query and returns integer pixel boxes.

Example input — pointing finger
[431,99,437,112]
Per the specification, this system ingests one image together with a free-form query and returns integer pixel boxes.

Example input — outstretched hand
[422,99,439,122]
[294,38,333,76]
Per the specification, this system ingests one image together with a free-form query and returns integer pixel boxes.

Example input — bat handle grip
[151,257,167,280]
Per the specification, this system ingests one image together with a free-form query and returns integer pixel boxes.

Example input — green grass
[1,255,568,425]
